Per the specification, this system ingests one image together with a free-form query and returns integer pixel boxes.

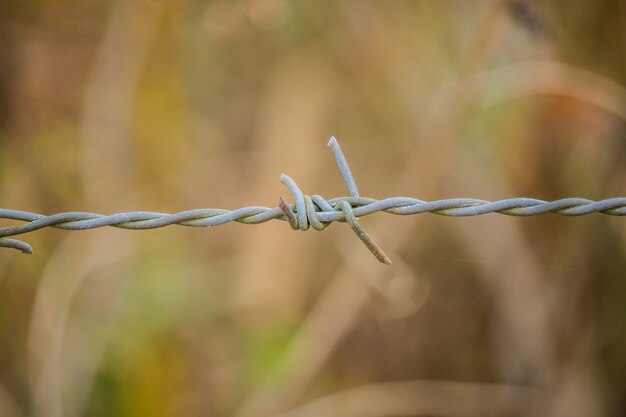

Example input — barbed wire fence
[1,137,625,264]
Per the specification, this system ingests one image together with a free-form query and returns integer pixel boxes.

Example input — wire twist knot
[276,137,391,264]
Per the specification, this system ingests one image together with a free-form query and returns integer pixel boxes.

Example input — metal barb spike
[277,137,392,264]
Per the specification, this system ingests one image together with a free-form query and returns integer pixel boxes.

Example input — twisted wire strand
[1,137,625,262]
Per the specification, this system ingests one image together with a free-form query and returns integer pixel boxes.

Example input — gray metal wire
[1,137,625,263]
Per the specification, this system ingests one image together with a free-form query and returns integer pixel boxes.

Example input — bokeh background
[1,1,626,416]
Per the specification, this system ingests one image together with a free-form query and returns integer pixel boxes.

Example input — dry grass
[0,1,625,416]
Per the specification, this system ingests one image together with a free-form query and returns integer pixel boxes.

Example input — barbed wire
[1,137,625,263]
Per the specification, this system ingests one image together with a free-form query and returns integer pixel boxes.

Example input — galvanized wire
[1,137,625,263]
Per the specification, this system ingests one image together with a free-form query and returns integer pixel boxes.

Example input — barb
[1,138,625,263]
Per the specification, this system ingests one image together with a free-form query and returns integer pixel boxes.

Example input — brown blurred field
[1,1,626,416]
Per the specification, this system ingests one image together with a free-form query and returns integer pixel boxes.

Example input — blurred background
[1,0,626,416]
